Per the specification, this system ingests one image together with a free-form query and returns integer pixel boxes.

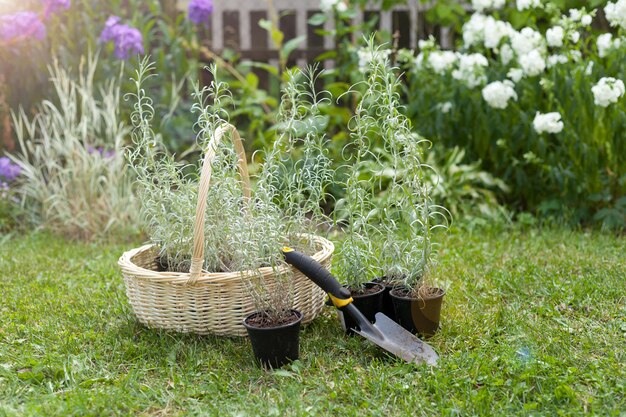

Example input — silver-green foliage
[257,65,333,237]
[127,59,333,317]
[10,55,137,240]
[333,53,386,289]
[353,41,451,292]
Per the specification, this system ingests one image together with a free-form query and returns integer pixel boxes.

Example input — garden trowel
[282,248,439,366]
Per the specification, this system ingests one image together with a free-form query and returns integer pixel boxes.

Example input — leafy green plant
[424,146,509,221]
[9,54,137,240]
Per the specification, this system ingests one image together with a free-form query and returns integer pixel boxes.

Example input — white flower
[519,49,546,76]
[516,0,541,11]
[546,26,564,47]
[418,36,436,50]
[320,0,347,12]
[357,48,391,72]
[591,77,625,107]
[414,53,424,69]
[507,68,524,82]
[484,18,514,49]
[500,44,515,65]
[452,53,489,88]
[596,33,622,58]
[605,0,626,30]
[547,54,568,68]
[437,102,453,114]
[581,14,593,26]
[570,31,580,43]
[511,27,544,56]
[533,112,564,134]
[463,13,488,48]
[598,33,612,58]
[482,80,518,109]
[585,61,594,76]
[463,14,513,50]
[569,8,582,21]
[569,50,582,61]
[428,51,458,74]
[472,0,505,12]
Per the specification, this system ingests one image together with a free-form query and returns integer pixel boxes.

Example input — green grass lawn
[1,226,625,416]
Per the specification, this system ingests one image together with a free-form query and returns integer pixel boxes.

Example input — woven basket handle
[188,123,251,284]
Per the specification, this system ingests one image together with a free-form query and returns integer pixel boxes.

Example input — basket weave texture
[118,124,334,336]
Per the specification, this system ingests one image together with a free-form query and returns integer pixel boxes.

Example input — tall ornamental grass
[9,55,137,240]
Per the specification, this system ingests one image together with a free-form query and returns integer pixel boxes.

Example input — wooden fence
[178,0,456,70]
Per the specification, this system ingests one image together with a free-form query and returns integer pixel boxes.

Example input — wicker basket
[118,123,334,337]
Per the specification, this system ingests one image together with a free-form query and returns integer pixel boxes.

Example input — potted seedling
[332,75,390,335]
[242,266,304,368]
[333,230,385,335]
[356,41,450,336]
[386,193,448,337]
[119,60,334,347]
[241,67,335,366]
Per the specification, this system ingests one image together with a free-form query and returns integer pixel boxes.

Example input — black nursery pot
[243,310,303,369]
[390,288,445,337]
[373,277,397,322]
[339,282,384,336]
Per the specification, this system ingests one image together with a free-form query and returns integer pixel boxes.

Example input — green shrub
[402,3,626,228]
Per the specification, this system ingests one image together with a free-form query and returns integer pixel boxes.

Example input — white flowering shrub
[403,2,626,228]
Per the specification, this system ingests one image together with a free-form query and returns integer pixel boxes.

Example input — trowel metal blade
[353,313,439,366]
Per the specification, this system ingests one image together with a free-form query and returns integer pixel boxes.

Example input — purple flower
[188,0,213,25]
[0,157,21,182]
[99,16,144,60]
[99,16,121,42]
[0,11,46,42]
[87,145,116,159]
[43,0,71,19]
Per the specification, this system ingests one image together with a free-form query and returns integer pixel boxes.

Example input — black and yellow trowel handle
[282,247,353,308]
[282,247,384,339]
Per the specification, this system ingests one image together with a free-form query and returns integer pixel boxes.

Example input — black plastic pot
[339,282,384,336]
[243,310,303,368]
[373,277,397,322]
[390,288,445,337]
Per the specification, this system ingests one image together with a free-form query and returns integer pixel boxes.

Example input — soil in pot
[373,277,397,322]
[390,287,445,337]
[339,282,384,336]
[243,309,303,369]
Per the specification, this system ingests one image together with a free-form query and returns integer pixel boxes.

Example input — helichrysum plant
[354,41,451,294]
[127,58,333,320]
[332,47,387,291]
[9,54,138,240]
